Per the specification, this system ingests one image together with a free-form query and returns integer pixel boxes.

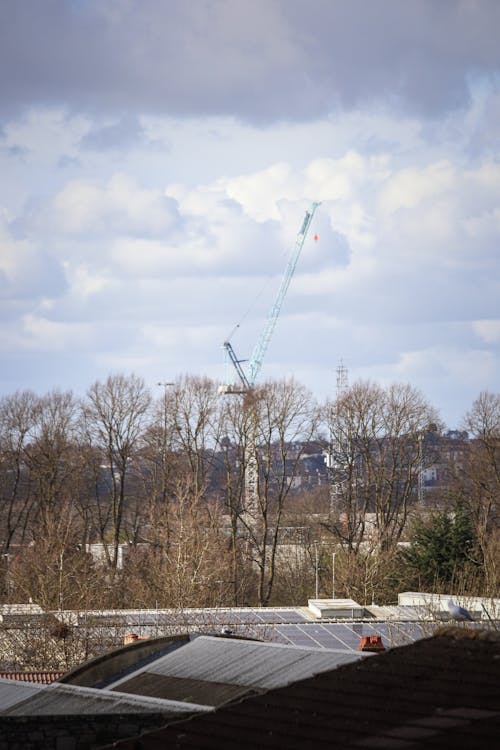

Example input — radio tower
[336,359,348,398]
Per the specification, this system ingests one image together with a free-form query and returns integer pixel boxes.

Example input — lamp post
[157,381,174,392]
[332,551,336,599]
[313,543,320,599]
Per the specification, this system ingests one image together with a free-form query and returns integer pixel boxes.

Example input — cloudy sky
[1,0,499,428]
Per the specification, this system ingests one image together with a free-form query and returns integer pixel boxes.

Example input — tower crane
[220,202,320,514]
[221,201,320,393]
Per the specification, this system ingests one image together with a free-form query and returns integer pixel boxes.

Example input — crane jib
[300,212,311,236]
[222,201,320,392]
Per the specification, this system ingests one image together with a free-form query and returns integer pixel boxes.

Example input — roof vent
[308,598,365,619]
[358,635,385,652]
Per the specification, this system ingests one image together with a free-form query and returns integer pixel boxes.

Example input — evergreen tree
[404,502,477,587]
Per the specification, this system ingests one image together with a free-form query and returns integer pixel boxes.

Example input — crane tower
[220,202,320,513]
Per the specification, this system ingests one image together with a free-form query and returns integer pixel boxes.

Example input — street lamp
[157,381,174,391]
[332,551,336,599]
[314,543,319,599]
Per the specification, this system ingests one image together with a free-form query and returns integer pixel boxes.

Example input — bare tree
[138,380,204,550]
[325,381,440,552]
[462,391,500,594]
[126,476,233,609]
[239,379,320,606]
[24,390,78,536]
[82,375,151,568]
[0,391,38,563]
[169,376,222,496]
[139,386,177,543]
[9,497,99,611]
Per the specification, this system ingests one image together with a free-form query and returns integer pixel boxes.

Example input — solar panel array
[84,615,439,651]
[267,621,434,650]
[69,608,499,652]
[76,608,311,629]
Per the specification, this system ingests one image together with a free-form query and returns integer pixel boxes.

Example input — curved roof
[59,634,192,689]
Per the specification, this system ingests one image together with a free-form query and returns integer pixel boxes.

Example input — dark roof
[103,627,500,750]
[112,672,255,707]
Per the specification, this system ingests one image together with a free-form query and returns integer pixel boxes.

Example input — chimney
[358,635,385,653]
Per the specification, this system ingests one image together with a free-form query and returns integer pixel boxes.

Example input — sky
[0,0,499,429]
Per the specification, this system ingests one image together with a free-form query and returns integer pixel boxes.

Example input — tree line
[0,375,498,609]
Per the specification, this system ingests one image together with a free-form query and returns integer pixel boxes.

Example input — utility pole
[314,542,319,599]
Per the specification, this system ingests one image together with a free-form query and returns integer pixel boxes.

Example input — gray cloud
[0,143,30,160]
[1,0,499,122]
[79,115,145,151]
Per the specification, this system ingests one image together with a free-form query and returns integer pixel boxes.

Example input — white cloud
[219,163,296,221]
[110,237,207,277]
[51,173,178,235]
[0,86,499,428]
[1,108,87,164]
[0,0,498,431]
[473,319,500,344]
[0,215,65,301]
[378,161,456,214]
[65,264,116,298]
[392,347,497,396]
[0,225,29,280]
[20,315,91,351]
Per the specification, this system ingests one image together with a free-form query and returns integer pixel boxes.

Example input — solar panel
[273,625,321,647]
[307,625,351,650]
[231,611,258,624]
[331,624,364,650]
[392,622,433,643]
[75,608,480,653]
[271,624,344,650]
[263,621,439,651]
[273,610,310,623]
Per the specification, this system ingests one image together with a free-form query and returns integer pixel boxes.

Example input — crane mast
[221,202,320,518]
[222,201,320,391]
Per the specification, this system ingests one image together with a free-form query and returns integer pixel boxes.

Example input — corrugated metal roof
[1,681,212,717]
[105,629,500,750]
[0,677,45,711]
[111,673,254,707]
[59,634,191,688]
[108,635,366,703]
